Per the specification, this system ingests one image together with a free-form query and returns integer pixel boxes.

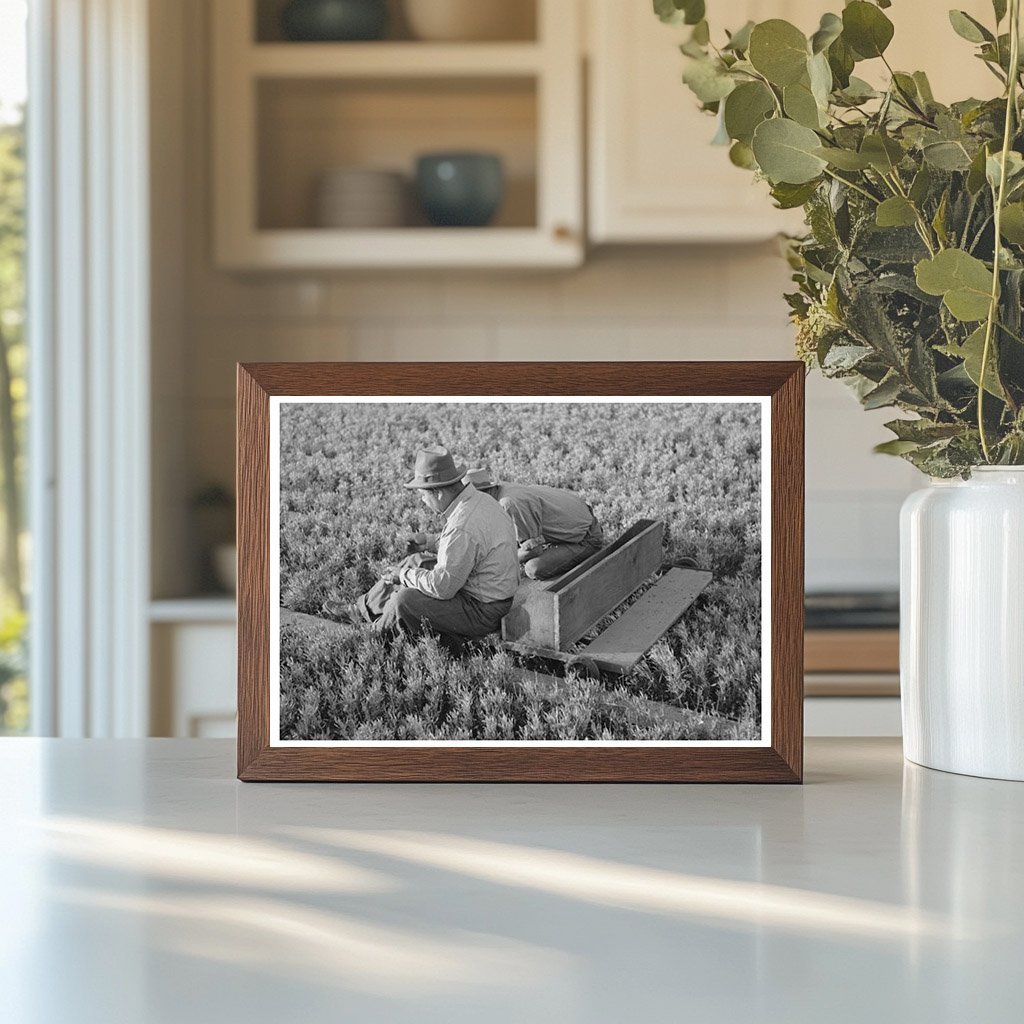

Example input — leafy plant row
[279,401,763,740]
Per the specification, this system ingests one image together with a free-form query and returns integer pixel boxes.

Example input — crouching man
[466,468,605,581]
[323,447,519,643]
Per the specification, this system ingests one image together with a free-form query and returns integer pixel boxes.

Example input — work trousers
[522,517,605,581]
[355,555,513,641]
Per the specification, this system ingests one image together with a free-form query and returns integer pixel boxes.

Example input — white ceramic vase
[900,467,1024,780]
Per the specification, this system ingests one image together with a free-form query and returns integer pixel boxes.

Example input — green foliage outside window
[0,110,27,733]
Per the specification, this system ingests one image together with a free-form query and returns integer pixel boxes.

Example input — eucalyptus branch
[844,103,872,121]
[881,54,930,121]
[664,2,1024,473]
[978,0,1021,462]
[749,68,784,117]
[969,213,994,253]
[916,227,937,257]
[962,191,980,249]
[884,170,939,255]
[822,167,881,205]
[997,319,1024,345]
[981,59,1010,88]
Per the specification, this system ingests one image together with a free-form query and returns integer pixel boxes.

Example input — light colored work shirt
[493,483,595,547]
[399,485,519,603]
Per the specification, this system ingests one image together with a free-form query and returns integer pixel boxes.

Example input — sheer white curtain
[29,0,150,736]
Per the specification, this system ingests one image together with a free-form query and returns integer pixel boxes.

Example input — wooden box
[501,519,664,651]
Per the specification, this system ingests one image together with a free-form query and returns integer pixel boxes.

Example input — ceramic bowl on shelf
[414,152,504,227]
[280,0,388,42]
[315,167,408,228]
[402,0,534,42]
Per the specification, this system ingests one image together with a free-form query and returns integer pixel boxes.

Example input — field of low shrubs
[278,400,763,741]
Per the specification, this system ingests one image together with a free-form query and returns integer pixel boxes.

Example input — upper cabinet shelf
[211,0,583,269]
[248,42,545,78]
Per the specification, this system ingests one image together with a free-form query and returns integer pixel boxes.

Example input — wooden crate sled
[501,519,712,675]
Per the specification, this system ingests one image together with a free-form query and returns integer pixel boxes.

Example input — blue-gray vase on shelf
[280,0,388,42]
[415,152,505,228]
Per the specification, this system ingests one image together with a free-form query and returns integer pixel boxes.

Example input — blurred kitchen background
[0,0,997,740]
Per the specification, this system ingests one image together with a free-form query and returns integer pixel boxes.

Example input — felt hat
[404,446,467,489]
[464,467,500,489]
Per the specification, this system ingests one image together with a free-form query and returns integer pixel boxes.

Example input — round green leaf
[810,12,843,55]
[748,20,809,86]
[915,249,994,322]
[751,118,828,184]
[654,0,705,26]
[909,164,934,204]
[723,81,775,144]
[827,35,855,88]
[915,249,990,294]
[939,326,1006,398]
[860,133,904,173]
[912,71,935,103]
[875,439,921,456]
[682,0,705,25]
[653,0,682,24]
[948,10,994,44]
[813,145,872,171]
[771,180,820,209]
[967,144,992,194]
[923,140,973,172]
[947,291,993,323]
[783,81,823,129]
[724,20,755,53]
[842,1,894,59]
[682,57,736,104]
[986,150,1024,190]
[837,76,877,104]
[999,203,1024,245]
[875,196,918,228]
[729,140,757,170]
[807,52,833,108]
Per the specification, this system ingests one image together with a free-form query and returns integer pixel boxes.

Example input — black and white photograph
[271,396,770,745]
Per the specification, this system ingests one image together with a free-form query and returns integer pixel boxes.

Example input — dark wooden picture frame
[237,362,804,782]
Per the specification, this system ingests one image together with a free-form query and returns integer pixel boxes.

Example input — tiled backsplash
[179,247,918,592]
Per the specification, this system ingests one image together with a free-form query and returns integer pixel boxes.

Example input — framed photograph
[237,362,803,782]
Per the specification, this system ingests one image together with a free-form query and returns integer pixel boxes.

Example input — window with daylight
[0,0,28,734]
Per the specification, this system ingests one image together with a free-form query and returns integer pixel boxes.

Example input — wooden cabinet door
[587,0,807,242]
[586,0,998,244]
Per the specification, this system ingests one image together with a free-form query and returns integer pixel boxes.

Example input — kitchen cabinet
[804,628,901,737]
[586,0,999,244]
[212,0,1002,264]
[150,600,237,738]
[211,0,583,268]
[587,0,810,243]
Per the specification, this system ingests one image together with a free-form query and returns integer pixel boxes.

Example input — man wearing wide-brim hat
[463,467,605,581]
[323,446,519,643]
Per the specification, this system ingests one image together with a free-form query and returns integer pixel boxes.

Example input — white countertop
[1,738,1020,1023]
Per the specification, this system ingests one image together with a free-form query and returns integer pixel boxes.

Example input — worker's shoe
[320,600,363,626]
